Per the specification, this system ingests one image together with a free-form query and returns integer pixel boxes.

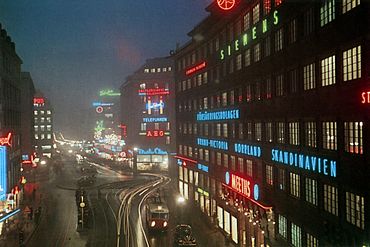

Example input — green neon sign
[220,10,279,60]
[94,120,105,133]
[99,89,121,97]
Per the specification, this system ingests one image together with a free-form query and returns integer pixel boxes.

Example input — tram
[145,195,169,231]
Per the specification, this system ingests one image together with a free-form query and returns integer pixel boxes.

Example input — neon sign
[92,102,114,107]
[119,124,127,137]
[196,109,240,121]
[361,91,370,104]
[99,89,121,97]
[234,143,261,157]
[138,148,168,155]
[185,61,207,76]
[138,88,169,96]
[143,117,168,123]
[96,106,104,113]
[217,0,235,11]
[0,133,12,147]
[146,130,165,137]
[224,172,259,201]
[271,148,337,178]
[33,97,45,105]
[146,96,164,114]
[197,138,228,150]
[220,10,279,60]
[0,147,7,201]
[197,163,209,172]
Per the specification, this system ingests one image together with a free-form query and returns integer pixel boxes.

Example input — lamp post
[133,147,138,175]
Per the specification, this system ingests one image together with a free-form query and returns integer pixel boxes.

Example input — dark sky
[0,0,212,139]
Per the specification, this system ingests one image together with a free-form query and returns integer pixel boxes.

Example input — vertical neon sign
[0,147,7,201]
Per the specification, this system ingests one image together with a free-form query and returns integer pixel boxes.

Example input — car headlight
[151,221,156,227]
[163,221,167,227]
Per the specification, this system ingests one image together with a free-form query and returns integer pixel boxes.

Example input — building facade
[120,57,175,172]
[33,92,53,158]
[174,1,370,246]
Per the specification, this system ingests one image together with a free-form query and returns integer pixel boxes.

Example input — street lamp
[177,195,186,223]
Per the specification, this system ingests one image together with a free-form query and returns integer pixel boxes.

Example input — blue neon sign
[138,148,168,155]
[197,163,209,172]
[197,138,228,150]
[143,117,168,123]
[271,148,337,178]
[0,147,7,201]
[146,102,164,110]
[234,143,261,158]
[92,102,114,107]
[196,109,240,121]
[253,184,259,201]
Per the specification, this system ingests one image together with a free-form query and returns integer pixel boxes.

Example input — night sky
[0,0,212,139]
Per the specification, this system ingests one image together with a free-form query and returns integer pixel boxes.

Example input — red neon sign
[185,61,207,76]
[174,156,197,164]
[217,0,236,11]
[146,130,164,137]
[138,88,169,96]
[227,173,252,198]
[0,133,12,147]
[361,91,370,104]
[119,124,127,137]
[33,97,45,105]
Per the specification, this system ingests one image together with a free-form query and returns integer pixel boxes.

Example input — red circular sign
[96,106,103,113]
[217,0,235,10]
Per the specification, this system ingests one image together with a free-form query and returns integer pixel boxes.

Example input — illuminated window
[266,164,273,186]
[278,215,287,238]
[246,122,253,140]
[34,117,38,123]
[197,74,202,86]
[40,110,44,115]
[323,121,337,150]
[203,72,208,84]
[324,184,338,216]
[205,150,209,162]
[278,168,286,190]
[223,123,228,138]
[204,123,208,136]
[289,172,300,198]
[243,12,250,31]
[166,136,171,145]
[193,123,198,135]
[288,19,297,44]
[307,233,319,247]
[276,74,284,96]
[141,123,147,131]
[288,122,300,145]
[255,82,261,100]
[40,117,45,123]
[230,156,236,170]
[275,28,283,52]
[304,8,315,36]
[305,178,318,206]
[144,68,149,73]
[265,122,273,142]
[216,123,221,137]
[217,152,222,166]
[264,36,271,57]
[46,117,51,123]
[343,45,361,81]
[41,134,45,140]
[266,78,272,99]
[277,122,285,143]
[222,92,228,106]
[252,4,260,25]
[40,125,45,131]
[291,223,302,247]
[342,0,360,13]
[162,67,167,72]
[238,123,244,139]
[236,54,242,70]
[223,154,229,168]
[246,159,253,177]
[320,0,335,27]
[263,0,271,15]
[34,110,38,115]
[156,68,161,72]
[236,18,242,36]
[303,63,316,90]
[321,55,336,86]
[305,122,317,148]
[168,67,172,71]
[255,122,262,141]
[34,134,39,140]
[346,192,365,229]
[344,121,363,154]
[47,110,51,115]
[47,134,51,139]
[238,158,244,173]
[253,43,261,62]
[275,0,283,7]
[34,126,38,131]
[246,84,252,102]
[199,148,203,160]
[150,68,156,73]
[203,97,208,110]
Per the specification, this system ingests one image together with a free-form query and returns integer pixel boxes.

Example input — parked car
[173,224,197,247]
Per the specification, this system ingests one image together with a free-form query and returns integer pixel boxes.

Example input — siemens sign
[271,149,337,178]
[196,109,240,121]
[197,138,228,150]
[234,143,261,158]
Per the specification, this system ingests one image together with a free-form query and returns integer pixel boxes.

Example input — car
[77,176,95,187]
[173,224,197,247]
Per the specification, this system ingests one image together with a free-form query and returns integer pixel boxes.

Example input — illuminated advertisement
[146,130,165,137]
[196,109,240,121]
[138,88,169,96]
[0,133,12,147]
[217,0,235,11]
[138,148,168,155]
[224,171,259,201]
[99,89,121,97]
[197,163,209,172]
[146,102,164,110]
[175,156,196,167]
[234,143,261,158]
[185,61,206,76]
[92,102,114,107]
[361,91,370,104]
[271,148,337,178]
[0,147,7,201]
[33,97,45,106]
[143,117,168,123]
[197,138,228,150]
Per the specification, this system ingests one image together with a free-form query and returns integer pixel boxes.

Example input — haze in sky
[0,0,212,139]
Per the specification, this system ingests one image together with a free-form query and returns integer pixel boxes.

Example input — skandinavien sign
[271,149,337,178]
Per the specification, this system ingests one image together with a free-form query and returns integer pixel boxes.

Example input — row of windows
[34,117,52,123]
[178,120,363,154]
[143,66,172,73]
[320,0,360,27]
[34,133,52,140]
[34,110,52,115]
[34,125,52,132]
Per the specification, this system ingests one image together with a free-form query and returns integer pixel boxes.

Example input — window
[342,0,360,13]
[346,192,365,229]
[246,122,253,140]
[290,172,300,198]
[303,63,316,90]
[263,0,271,15]
[236,54,242,70]
[238,158,244,173]
[321,55,336,86]
[223,123,228,138]
[324,184,338,216]
[255,122,262,141]
[275,0,283,7]
[34,110,38,116]
[266,164,273,185]
[252,4,260,24]
[323,121,337,150]
[246,84,252,102]
[264,36,271,57]
[289,69,298,94]
[34,134,39,140]
[289,122,300,145]
[47,110,51,115]
[320,0,335,27]
[278,168,286,190]
[223,154,229,168]
[291,223,302,247]
[344,121,363,154]
[231,156,236,170]
[277,122,285,143]
[243,12,250,31]
[304,8,315,36]
[288,19,297,44]
[275,28,283,52]
[266,78,272,99]
[343,45,361,81]
[203,97,208,109]
[216,123,221,137]
[255,83,261,100]
[246,159,253,177]
[305,122,317,148]
[276,74,284,96]
[217,152,222,166]
[305,178,318,206]
[278,215,287,238]
[238,123,244,139]
[307,233,319,247]
[222,92,228,106]
[265,122,273,142]
[244,49,251,67]
[254,43,261,62]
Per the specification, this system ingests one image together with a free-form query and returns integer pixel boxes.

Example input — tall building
[120,57,175,172]
[0,23,23,215]
[174,1,369,246]
[33,92,54,158]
